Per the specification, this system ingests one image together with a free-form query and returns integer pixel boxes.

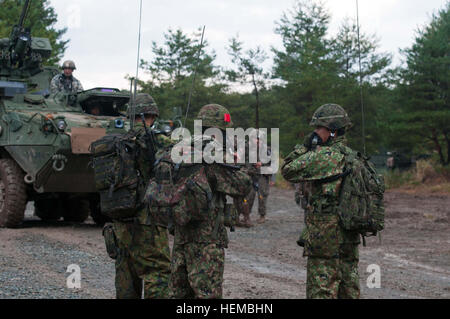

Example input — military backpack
[337,147,385,239]
[144,147,238,230]
[90,131,144,219]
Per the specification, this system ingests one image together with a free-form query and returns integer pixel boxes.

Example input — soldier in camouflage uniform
[233,138,259,228]
[169,104,252,299]
[111,93,172,299]
[236,133,272,225]
[50,60,84,94]
[281,104,360,299]
[246,139,272,224]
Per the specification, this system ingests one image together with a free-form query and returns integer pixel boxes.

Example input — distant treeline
[1,0,448,164]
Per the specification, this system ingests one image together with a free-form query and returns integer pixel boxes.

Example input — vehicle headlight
[57,120,67,132]
[115,119,124,129]
[163,125,172,135]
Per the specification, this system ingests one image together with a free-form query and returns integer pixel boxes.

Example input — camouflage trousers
[169,242,224,299]
[246,175,270,217]
[306,244,360,299]
[113,221,171,299]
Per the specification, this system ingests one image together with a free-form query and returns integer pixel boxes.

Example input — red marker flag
[224,114,231,123]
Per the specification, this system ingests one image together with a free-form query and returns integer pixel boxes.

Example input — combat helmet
[197,104,233,130]
[127,93,159,118]
[310,103,352,131]
[62,60,76,70]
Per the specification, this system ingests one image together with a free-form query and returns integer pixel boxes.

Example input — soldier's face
[314,126,331,143]
[135,114,156,127]
[63,68,73,77]
[145,115,156,127]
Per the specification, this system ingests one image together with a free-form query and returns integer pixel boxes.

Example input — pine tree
[396,2,450,165]
[0,0,68,65]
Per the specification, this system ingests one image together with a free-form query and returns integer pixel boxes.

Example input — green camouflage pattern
[134,121,175,184]
[166,132,251,299]
[306,244,359,299]
[282,134,361,299]
[174,163,252,246]
[111,118,174,299]
[197,104,233,130]
[336,146,385,235]
[309,103,352,131]
[50,73,83,94]
[169,242,225,299]
[113,222,171,299]
[127,93,159,117]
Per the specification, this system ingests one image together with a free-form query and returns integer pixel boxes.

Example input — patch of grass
[384,159,450,193]
[384,170,415,189]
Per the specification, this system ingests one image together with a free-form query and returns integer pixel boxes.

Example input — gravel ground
[0,189,449,299]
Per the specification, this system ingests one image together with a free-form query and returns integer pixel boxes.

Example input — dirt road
[0,188,449,299]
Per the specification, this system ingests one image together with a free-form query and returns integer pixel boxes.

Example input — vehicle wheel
[0,159,27,228]
[62,199,90,223]
[34,199,63,221]
[89,199,111,226]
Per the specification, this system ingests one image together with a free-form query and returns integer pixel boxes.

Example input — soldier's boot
[242,215,253,228]
[256,216,265,224]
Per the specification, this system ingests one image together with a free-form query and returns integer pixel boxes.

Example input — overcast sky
[48,0,447,90]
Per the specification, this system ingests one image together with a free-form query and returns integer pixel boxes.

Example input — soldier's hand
[304,132,323,151]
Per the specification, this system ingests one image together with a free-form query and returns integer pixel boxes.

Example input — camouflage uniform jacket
[134,121,175,225]
[281,136,360,256]
[50,73,84,94]
[174,162,252,248]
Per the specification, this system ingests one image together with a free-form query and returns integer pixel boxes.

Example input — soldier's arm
[49,76,59,94]
[155,134,176,149]
[281,146,345,183]
[207,164,252,198]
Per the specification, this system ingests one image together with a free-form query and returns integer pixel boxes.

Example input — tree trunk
[431,129,446,165]
[252,73,260,130]
[443,130,450,166]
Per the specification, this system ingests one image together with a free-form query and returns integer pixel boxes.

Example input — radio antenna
[356,0,366,155]
[131,0,143,130]
[184,26,206,127]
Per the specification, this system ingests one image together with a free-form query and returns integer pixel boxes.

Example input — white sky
[48,0,447,90]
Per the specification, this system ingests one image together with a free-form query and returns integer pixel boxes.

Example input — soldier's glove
[304,132,323,151]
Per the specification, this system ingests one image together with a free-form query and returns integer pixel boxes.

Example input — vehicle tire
[89,199,111,226]
[34,199,63,221]
[62,199,90,223]
[0,159,27,228]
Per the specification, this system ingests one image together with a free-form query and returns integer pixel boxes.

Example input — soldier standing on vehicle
[169,104,252,298]
[281,104,361,299]
[50,60,84,94]
[110,93,172,299]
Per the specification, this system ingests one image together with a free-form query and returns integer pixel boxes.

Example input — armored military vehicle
[0,0,130,227]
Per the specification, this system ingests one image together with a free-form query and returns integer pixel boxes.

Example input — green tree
[332,18,392,154]
[0,0,68,65]
[395,2,450,165]
[139,28,223,124]
[226,36,269,129]
[271,0,393,155]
